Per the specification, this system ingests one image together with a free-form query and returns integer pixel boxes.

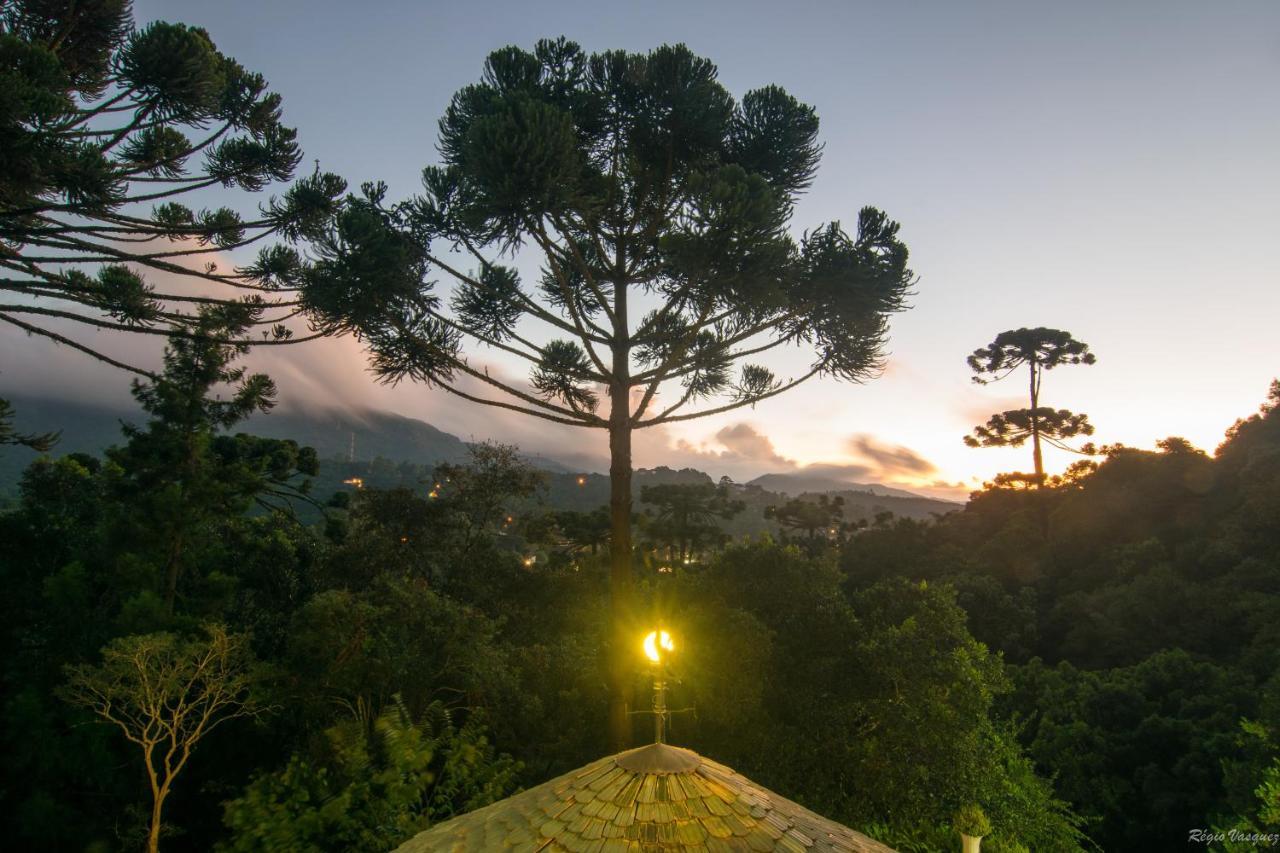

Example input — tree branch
[639,363,826,426]
[0,313,156,376]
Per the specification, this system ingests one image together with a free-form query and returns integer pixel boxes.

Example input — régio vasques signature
[1189,828,1280,847]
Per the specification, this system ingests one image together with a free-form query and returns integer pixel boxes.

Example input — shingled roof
[394,742,897,852]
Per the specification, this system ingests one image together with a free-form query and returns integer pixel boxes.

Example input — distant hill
[0,397,959,525]
[538,466,959,533]
[748,472,927,500]
[0,395,551,497]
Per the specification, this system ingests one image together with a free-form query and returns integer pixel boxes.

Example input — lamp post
[642,629,674,744]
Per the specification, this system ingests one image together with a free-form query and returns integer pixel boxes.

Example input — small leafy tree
[60,625,264,853]
[0,0,345,374]
[299,39,915,747]
[964,328,1097,482]
[219,696,519,853]
[431,441,547,552]
[1211,720,1280,852]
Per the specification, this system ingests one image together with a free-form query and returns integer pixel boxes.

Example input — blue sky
[4,1,1277,497]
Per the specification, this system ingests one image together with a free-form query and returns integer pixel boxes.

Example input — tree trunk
[147,788,166,853]
[607,407,634,751]
[1028,361,1050,536]
[607,238,636,752]
[1029,362,1044,483]
[1031,425,1044,481]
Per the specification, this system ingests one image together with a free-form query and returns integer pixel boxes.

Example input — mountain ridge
[0,395,956,518]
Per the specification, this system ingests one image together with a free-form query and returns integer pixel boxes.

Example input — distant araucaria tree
[299,38,915,748]
[640,481,745,564]
[765,493,846,542]
[964,327,1097,482]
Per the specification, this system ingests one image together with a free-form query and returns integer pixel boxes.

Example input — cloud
[847,434,937,478]
[674,423,795,467]
[714,423,795,466]
[795,462,876,482]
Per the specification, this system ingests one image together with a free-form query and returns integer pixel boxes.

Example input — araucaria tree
[640,481,744,564]
[0,0,345,377]
[301,39,915,748]
[765,493,846,543]
[964,328,1096,482]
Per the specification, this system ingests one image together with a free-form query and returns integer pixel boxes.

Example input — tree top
[967,328,1095,384]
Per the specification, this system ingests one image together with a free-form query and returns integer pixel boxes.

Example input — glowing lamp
[642,629,675,665]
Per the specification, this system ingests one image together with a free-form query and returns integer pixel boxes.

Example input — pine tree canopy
[298,37,916,429]
[964,407,1094,452]
[967,327,1096,384]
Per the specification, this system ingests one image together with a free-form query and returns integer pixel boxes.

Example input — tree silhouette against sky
[964,327,1096,483]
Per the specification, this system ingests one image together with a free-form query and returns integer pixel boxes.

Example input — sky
[2,0,1277,499]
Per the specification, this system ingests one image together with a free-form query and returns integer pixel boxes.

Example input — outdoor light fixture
[637,629,686,743]
[642,629,674,664]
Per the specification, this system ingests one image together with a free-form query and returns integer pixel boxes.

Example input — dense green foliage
[844,380,1280,851]
[1,328,1095,851]
[765,493,851,547]
[2,8,1272,853]
[638,480,744,563]
[219,698,519,853]
[5,355,1277,851]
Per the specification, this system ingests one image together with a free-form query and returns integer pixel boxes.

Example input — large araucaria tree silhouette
[299,39,916,748]
[964,327,1097,482]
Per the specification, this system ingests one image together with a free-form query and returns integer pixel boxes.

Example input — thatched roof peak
[395,742,896,852]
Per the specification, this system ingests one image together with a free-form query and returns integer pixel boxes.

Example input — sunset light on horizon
[4,1,1274,501]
